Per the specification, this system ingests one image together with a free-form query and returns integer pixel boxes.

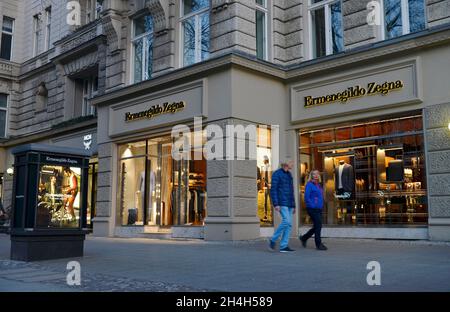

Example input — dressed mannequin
[261,155,272,221]
[334,160,355,198]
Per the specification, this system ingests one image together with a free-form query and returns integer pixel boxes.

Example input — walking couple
[268,159,327,253]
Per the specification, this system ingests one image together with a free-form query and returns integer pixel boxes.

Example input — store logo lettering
[304,80,404,108]
[46,156,78,164]
[125,101,185,122]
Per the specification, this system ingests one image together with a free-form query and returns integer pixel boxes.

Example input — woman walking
[299,170,327,250]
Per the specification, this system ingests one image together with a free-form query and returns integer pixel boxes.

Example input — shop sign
[40,154,82,167]
[304,80,404,108]
[124,101,186,122]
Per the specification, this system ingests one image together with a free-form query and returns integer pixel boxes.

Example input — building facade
[1,0,450,241]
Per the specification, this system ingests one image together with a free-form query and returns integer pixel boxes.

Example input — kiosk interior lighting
[448,122,450,131]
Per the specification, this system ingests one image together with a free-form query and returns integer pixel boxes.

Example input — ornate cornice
[145,0,169,37]
[212,0,231,13]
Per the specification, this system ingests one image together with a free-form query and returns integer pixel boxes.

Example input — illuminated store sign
[125,101,186,122]
[304,80,404,108]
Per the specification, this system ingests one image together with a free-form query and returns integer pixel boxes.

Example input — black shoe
[299,235,307,248]
[280,247,295,253]
[268,239,276,252]
[316,244,328,251]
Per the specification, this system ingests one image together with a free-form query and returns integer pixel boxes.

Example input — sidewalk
[0,234,449,292]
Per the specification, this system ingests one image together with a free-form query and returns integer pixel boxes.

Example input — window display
[257,126,273,226]
[299,114,427,226]
[118,134,207,227]
[37,165,81,228]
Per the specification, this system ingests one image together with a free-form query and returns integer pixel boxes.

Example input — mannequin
[260,155,272,221]
[334,159,355,198]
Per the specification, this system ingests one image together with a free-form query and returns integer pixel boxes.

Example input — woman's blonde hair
[308,170,322,183]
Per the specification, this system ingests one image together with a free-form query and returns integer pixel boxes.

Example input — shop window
[309,0,344,59]
[256,0,268,60]
[0,93,8,138]
[37,166,82,228]
[0,16,14,60]
[87,160,97,228]
[181,0,210,66]
[132,14,154,83]
[118,135,207,227]
[257,126,273,226]
[299,114,427,227]
[384,0,426,39]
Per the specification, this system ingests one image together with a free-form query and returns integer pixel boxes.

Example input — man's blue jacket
[270,168,296,208]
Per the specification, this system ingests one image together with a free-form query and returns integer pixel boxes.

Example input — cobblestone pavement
[0,260,211,292]
[1,234,450,292]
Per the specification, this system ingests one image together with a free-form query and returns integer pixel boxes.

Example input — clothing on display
[334,160,355,199]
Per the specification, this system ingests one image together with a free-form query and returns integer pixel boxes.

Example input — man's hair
[280,158,293,168]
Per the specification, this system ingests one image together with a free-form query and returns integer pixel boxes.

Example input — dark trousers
[302,209,323,247]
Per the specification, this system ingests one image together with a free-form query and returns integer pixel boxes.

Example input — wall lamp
[6,167,14,176]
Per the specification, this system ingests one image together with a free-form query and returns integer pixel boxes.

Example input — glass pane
[0,34,12,60]
[118,158,146,226]
[0,94,7,108]
[331,1,344,53]
[311,7,326,58]
[2,17,13,32]
[37,166,81,228]
[133,39,143,83]
[134,14,153,37]
[145,35,153,80]
[183,0,209,15]
[183,17,196,66]
[119,141,146,159]
[384,0,403,39]
[257,127,273,226]
[0,110,6,138]
[200,13,210,61]
[256,10,266,60]
[408,0,425,33]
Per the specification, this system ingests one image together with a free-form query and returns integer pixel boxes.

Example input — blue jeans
[270,206,293,249]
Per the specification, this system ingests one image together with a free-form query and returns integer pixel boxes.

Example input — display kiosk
[10,144,90,261]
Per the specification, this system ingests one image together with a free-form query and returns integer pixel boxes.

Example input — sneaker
[268,239,276,251]
[299,235,307,248]
[280,247,295,253]
[316,244,328,251]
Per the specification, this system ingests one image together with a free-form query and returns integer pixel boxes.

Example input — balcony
[0,59,20,80]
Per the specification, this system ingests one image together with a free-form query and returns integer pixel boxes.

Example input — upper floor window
[33,14,41,57]
[0,93,8,138]
[384,0,426,39]
[0,16,14,61]
[82,76,98,116]
[86,0,103,23]
[256,0,268,60]
[132,14,154,83]
[45,7,52,51]
[181,0,210,66]
[309,0,344,59]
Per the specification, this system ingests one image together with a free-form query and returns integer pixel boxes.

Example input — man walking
[268,159,296,253]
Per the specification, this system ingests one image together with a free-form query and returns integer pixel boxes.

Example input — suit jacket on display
[334,163,355,192]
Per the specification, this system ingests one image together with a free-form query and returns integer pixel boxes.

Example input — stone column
[425,103,450,241]
[93,141,115,237]
[204,119,260,240]
[210,0,257,57]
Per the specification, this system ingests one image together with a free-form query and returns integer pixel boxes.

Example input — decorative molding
[102,14,122,53]
[145,0,169,36]
[212,0,231,13]
[60,25,99,53]
[63,51,99,76]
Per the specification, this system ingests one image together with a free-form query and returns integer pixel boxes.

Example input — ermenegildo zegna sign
[109,80,205,137]
[125,101,185,122]
[290,61,419,123]
[304,80,404,107]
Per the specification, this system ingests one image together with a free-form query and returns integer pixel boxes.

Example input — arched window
[180,0,210,66]
[132,14,154,83]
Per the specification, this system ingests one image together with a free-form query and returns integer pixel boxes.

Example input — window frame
[1,16,15,61]
[131,13,154,84]
[308,0,344,59]
[255,0,269,61]
[45,7,52,51]
[0,93,9,139]
[381,0,427,40]
[179,0,210,67]
[81,77,98,117]
[33,14,41,57]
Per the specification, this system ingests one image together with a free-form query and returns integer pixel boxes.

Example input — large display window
[37,165,81,228]
[257,126,273,226]
[117,134,207,227]
[299,114,427,226]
